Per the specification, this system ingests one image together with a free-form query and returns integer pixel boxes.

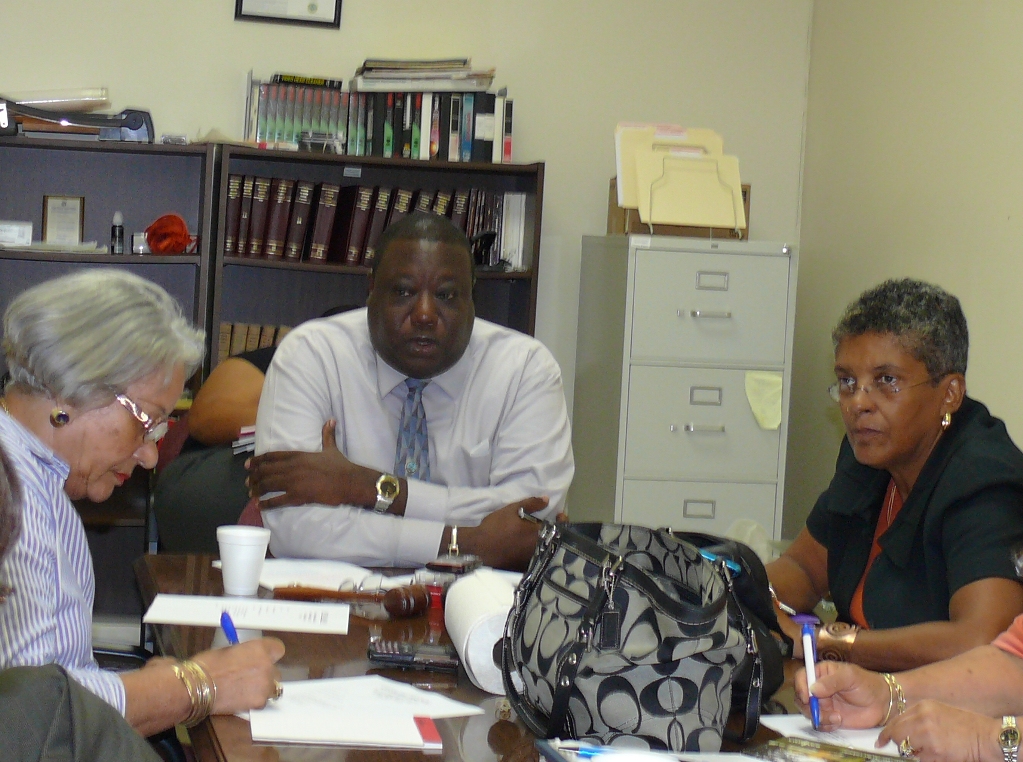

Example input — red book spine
[284,180,315,260]
[245,177,273,257]
[361,187,392,266]
[262,178,295,259]
[234,176,255,256]
[307,183,340,262]
[224,174,243,254]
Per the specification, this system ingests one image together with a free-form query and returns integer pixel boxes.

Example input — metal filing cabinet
[569,235,798,539]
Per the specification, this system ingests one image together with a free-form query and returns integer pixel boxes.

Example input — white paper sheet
[248,675,483,747]
[759,715,899,755]
[210,558,412,592]
[142,594,349,634]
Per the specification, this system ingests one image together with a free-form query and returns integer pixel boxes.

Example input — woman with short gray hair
[767,278,1023,672]
[0,269,284,736]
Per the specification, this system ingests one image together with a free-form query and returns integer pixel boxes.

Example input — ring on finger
[272,680,284,700]
[899,737,916,758]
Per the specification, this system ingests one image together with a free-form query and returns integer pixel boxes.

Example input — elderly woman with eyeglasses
[767,278,1023,671]
[0,270,284,737]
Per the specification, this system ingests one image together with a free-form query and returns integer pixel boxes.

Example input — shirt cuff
[395,517,445,567]
[71,665,128,715]
[403,480,450,524]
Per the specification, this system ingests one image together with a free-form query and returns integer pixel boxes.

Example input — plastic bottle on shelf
[110,211,124,255]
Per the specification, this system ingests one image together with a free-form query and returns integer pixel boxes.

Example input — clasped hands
[245,420,561,570]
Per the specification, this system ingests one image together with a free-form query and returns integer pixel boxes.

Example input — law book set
[223,173,529,270]
[244,58,514,163]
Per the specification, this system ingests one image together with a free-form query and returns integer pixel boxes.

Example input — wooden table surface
[135,554,785,762]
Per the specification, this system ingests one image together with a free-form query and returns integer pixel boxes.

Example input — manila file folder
[634,151,746,229]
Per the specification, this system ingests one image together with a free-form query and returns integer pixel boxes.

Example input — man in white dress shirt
[247,212,574,569]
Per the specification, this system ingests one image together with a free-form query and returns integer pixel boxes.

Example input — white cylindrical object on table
[217,525,271,596]
[444,569,520,694]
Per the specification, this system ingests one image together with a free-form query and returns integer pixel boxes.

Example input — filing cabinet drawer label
[695,271,729,291]
[683,499,715,519]
[690,386,723,406]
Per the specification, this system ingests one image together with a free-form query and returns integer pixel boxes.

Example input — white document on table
[248,675,482,747]
[142,594,349,634]
[760,715,899,755]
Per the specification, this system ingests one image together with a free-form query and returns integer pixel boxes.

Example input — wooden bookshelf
[210,145,544,365]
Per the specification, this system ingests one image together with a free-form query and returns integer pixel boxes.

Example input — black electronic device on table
[367,640,460,673]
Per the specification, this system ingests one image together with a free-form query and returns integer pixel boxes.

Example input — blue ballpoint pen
[220,610,240,645]
[801,621,822,729]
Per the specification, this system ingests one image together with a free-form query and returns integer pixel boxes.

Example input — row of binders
[244,74,513,162]
[217,321,293,365]
[224,175,530,269]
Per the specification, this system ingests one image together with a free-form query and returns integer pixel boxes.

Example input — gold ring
[272,680,284,700]
[899,737,915,758]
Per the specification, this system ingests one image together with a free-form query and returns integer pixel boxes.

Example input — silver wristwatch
[1000,716,1020,762]
[373,473,400,513]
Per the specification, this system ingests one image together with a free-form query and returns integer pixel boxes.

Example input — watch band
[1000,716,1020,762]
[448,526,459,556]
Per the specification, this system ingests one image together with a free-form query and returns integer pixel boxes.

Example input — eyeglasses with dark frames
[115,393,169,443]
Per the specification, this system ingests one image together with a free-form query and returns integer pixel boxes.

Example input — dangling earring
[941,412,952,431]
[49,408,70,428]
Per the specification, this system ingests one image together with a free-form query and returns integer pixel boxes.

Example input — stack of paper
[249,675,483,748]
[142,594,349,634]
[614,122,745,230]
[232,425,255,454]
[759,714,900,756]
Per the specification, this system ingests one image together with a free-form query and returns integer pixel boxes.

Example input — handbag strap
[718,561,763,743]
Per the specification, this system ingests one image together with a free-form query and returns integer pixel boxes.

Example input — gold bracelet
[448,526,459,556]
[817,622,860,661]
[879,673,896,726]
[172,659,217,728]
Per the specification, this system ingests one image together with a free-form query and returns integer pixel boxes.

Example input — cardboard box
[607,178,750,240]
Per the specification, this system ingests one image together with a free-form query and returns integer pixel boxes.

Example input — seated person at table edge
[766,278,1023,672]
[246,212,574,570]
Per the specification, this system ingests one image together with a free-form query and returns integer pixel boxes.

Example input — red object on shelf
[146,213,191,254]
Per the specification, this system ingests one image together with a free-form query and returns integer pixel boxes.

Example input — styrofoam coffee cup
[217,525,271,596]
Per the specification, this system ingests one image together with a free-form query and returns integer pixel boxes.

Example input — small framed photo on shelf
[235,0,341,28]
[42,195,84,245]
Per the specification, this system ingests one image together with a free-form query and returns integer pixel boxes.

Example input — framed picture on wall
[235,0,341,28]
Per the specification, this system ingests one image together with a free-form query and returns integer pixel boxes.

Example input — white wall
[788,1,1023,535]
[0,0,813,418]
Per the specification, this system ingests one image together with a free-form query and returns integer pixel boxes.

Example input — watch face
[378,476,399,499]
[1000,727,1020,748]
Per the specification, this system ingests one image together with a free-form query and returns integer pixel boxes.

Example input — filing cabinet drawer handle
[690,310,732,319]
[683,423,726,433]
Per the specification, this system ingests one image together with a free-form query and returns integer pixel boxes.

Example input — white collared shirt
[255,309,574,566]
[0,412,126,713]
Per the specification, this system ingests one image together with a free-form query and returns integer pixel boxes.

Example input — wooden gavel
[273,583,430,618]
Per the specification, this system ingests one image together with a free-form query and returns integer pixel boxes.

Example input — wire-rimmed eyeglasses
[115,393,169,443]
[827,376,935,403]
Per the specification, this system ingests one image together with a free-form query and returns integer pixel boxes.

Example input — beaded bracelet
[172,659,217,727]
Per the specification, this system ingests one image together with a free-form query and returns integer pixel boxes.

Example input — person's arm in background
[187,357,266,446]
[766,527,831,657]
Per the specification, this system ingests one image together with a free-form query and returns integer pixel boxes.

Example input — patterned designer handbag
[502,523,757,752]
